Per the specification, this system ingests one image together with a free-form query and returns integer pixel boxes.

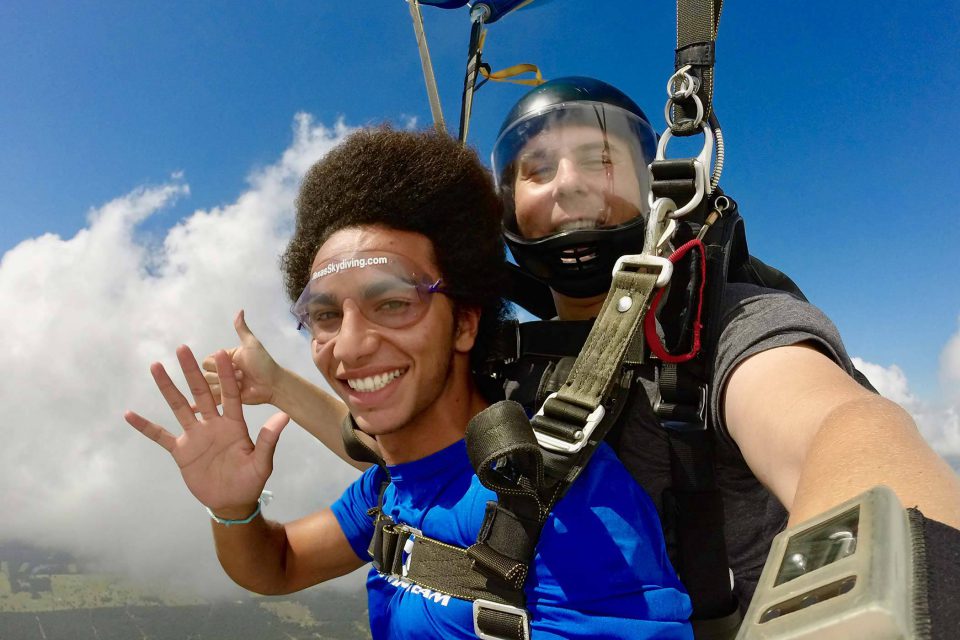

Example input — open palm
[125,345,289,515]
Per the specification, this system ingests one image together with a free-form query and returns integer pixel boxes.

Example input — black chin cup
[504,216,646,299]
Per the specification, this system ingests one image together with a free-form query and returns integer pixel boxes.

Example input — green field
[0,543,370,640]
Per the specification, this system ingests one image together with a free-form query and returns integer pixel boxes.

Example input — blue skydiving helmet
[492,77,658,298]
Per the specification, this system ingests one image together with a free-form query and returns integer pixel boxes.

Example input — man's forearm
[211,508,363,595]
[211,514,295,595]
[789,395,960,528]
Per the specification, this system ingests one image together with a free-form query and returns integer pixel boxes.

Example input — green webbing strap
[374,525,520,604]
[671,0,723,136]
[366,521,529,639]
[369,522,529,639]
[531,265,661,452]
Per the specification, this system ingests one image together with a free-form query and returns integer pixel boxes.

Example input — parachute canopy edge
[417,0,537,23]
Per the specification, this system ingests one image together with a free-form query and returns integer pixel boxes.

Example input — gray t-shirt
[617,282,863,611]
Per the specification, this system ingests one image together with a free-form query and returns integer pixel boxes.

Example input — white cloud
[940,317,960,407]
[853,351,960,460]
[850,359,919,409]
[0,114,364,597]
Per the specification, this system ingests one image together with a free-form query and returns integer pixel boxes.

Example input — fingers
[176,345,220,421]
[198,358,241,411]
[203,369,222,396]
[253,412,290,476]
[215,350,245,422]
[150,360,200,429]
[124,410,178,452]
[201,351,243,378]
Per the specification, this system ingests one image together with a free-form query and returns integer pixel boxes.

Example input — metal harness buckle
[472,599,531,640]
[612,253,674,288]
[654,383,709,432]
[532,392,606,454]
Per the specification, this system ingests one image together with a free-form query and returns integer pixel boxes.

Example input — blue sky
[1,0,959,592]
[3,1,958,393]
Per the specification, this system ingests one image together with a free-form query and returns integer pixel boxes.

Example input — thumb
[235,309,257,344]
[253,411,290,475]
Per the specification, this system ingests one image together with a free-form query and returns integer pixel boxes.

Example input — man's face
[512,124,644,239]
[307,225,475,437]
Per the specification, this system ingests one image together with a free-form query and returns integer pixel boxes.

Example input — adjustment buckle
[654,383,708,431]
[395,525,422,578]
[612,253,673,289]
[532,392,605,454]
[473,599,531,640]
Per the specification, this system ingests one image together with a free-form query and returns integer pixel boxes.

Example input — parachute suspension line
[709,111,724,191]
[592,105,616,227]
[407,0,447,134]
[458,4,489,144]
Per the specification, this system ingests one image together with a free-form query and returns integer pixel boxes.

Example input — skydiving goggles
[290,252,447,343]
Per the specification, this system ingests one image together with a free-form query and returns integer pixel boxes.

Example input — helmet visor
[492,102,656,241]
[291,252,444,343]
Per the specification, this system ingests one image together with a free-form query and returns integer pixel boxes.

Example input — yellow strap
[476,25,545,87]
[480,62,546,86]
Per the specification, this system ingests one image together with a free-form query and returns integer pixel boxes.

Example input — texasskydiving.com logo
[311,256,389,280]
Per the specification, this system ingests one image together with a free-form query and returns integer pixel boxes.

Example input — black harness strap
[505,262,557,320]
[465,401,547,595]
[340,414,385,467]
[648,202,742,632]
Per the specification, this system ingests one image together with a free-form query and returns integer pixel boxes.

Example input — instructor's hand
[200,310,281,407]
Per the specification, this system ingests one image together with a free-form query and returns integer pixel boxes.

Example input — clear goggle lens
[291,252,444,343]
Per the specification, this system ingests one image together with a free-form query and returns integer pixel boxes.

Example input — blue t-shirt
[332,439,692,639]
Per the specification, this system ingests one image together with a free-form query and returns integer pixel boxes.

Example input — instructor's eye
[518,157,557,183]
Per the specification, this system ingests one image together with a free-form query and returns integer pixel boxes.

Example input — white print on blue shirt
[377,571,452,607]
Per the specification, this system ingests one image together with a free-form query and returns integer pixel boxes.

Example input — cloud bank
[853,321,960,461]
[0,114,362,596]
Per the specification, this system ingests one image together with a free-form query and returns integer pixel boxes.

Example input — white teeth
[347,369,404,392]
[558,219,600,232]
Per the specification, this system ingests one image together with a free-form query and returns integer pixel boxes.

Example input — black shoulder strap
[340,414,386,467]
[650,202,743,628]
[505,262,556,320]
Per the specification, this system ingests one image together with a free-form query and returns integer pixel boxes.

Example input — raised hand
[125,345,289,517]
[200,310,281,407]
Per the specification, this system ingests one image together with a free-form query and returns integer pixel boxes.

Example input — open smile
[346,368,407,393]
[557,218,601,232]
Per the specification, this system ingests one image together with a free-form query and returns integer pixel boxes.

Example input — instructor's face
[512,124,644,239]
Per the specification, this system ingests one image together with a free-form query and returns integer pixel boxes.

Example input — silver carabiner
[665,65,705,130]
[650,124,715,219]
[667,65,700,99]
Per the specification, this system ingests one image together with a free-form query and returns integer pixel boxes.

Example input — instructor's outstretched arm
[724,343,960,528]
